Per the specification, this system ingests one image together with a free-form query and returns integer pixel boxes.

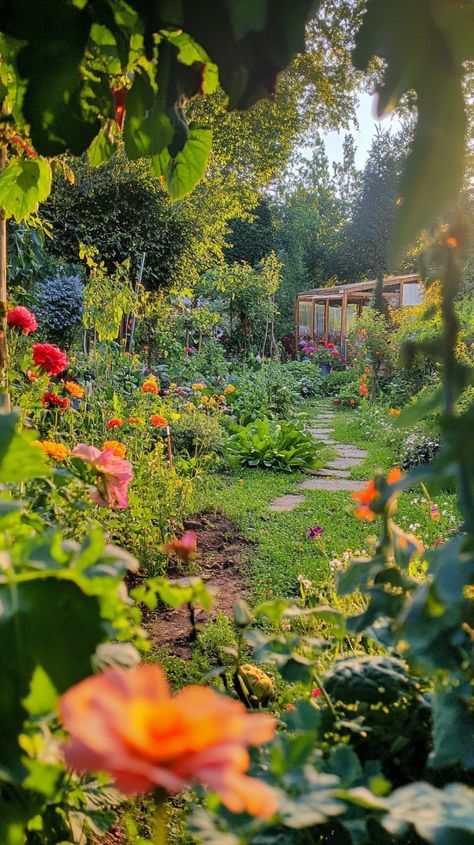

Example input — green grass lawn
[189,403,460,606]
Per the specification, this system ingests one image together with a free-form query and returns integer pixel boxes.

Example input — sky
[323,92,399,168]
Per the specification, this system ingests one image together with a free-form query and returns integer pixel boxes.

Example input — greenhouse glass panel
[313,302,325,341]
[298,300,312,337]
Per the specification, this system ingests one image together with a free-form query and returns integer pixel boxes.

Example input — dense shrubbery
[35,264,84,347]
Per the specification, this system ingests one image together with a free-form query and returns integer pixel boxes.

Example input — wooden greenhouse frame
[295,273,423,355]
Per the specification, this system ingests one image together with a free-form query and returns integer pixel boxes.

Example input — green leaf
[353,0,468,258]
[0,413,51,483]
[225,0,268,40]
[124,74,173,160]
[0,159,52,223]
[0,576,106,780]
[166,124,212,200]
[87,128,116,167]
[382,782,474,844]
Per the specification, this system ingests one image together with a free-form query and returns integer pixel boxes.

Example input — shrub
[281,361,323,397]
[322,369,359,397]
[231,362,299,424]
[227,417,323,471]
[399,432,441,470]
[170,410,228,458]
[35,264,84,347]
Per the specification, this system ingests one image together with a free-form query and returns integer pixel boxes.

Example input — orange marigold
[106,418,124,430]
[141,376,159,394]
[59,664,277,818]
[389,408,401,416]
[359,383,369,397]
[64,381,85,399]
[150,414,169,427]
[103,440,127,459]
[352,467,402,521]
[32,440,70,461]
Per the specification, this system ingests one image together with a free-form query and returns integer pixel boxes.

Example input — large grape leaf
[166,124,212,200]
[382,782,474,844]
[0,413,51,482]
[0,576,107,781]
[2,0,99,155]
[0,159,52,223]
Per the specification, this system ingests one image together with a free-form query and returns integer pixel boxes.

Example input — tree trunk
[0,145,10,411]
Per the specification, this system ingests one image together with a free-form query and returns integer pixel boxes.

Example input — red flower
[7,306,37,335]
[161,532,197,562]
[106,418,124,430]
[41,392,69,411]
[326,342,334,349]
[32,343,69,376]
[112,87,127,132]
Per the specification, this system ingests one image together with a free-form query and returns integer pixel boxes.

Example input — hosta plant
[227,417,323,471]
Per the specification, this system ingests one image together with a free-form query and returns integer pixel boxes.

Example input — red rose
[41,392,69,411]
[32,343,69,375]
[326,342,334,349]
[7,306,37,335]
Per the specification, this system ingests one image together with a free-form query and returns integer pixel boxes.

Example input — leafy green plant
[227,417,323,471]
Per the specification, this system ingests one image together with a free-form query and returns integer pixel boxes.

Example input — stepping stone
[298,478,367,492]
[335,446,368,459]
[308,428,333,435]
[316,438,337,445]
[315,468,350,478]
[268,494,306,512]
[326,457,364,470]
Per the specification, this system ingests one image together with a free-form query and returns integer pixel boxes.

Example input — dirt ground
[150,511,252,657]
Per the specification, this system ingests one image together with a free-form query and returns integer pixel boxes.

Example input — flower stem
[152,795,169,845]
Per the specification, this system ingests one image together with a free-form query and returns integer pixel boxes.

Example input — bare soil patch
[149,512,252,657]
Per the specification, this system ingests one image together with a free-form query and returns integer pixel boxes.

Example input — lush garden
[1,2,474,845]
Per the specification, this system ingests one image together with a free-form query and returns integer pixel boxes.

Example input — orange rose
[60,665,277,818]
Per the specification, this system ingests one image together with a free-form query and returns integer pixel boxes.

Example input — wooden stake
[0,145,10,411]
[166,427,173,468]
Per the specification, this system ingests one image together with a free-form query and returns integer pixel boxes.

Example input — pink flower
[7,305,37,335]
[72,444,133,509]
[312,688,321,698]
[161,531,197,562]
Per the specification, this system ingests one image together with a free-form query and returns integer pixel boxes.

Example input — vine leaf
[0,158,52,223]
[166,124,212,200]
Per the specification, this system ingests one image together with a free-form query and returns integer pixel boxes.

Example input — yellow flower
[200,395,209,404]
[169,383,178,391]
[219,395,227,403]
[32,440,70,461]
[170,411,181,421]
[103,440,127,459]
[224,384,236,395]
[192,383,206,390]
[64,381,85,399]
[389,408,401,416]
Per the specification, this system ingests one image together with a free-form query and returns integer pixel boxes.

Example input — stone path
[268,401,369,511]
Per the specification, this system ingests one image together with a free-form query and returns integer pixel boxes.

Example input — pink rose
[72,444,133,509]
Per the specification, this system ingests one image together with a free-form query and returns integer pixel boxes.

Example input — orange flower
[64,381,85,399]
[103,440,127,459]
[359,383,369,397]
[389,408,401,416]
[150,414,169,427]
[127,417,143,425]
[106,418,123,430]
[32,440,70,461]
[352,467,402,521]
[161,531,197,561]
[59,665,277,818]
[364,367,371,375]
[141,376,159,394]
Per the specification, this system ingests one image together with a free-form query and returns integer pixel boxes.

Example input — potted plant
[300,340,341,375]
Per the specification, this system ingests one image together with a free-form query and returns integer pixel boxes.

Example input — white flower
[329,558,344,575]
[409,523,421,532]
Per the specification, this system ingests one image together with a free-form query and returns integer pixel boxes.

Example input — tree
[225,200,275,267]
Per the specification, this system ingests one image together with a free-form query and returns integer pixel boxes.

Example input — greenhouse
[295,273,423,352]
